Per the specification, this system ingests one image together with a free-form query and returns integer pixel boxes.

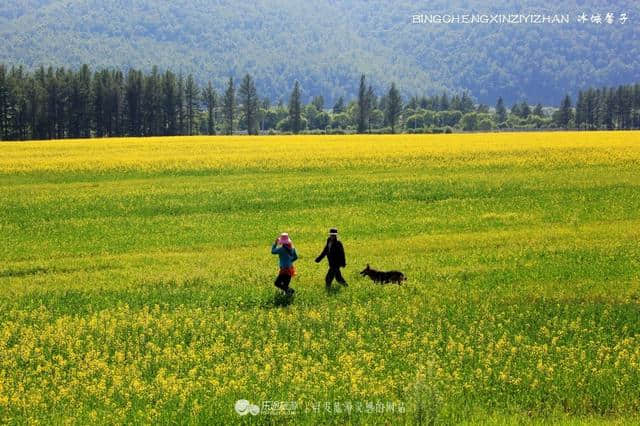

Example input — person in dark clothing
[315,228,348,288]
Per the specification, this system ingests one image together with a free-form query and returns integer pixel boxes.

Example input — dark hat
[328,228,338,235]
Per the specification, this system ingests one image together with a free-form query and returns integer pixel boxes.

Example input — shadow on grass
[272,291,295,307]
[0,267,50,278]
[325,284,345,296]
[0,264,115,279]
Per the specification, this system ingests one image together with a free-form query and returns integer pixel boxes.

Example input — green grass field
[1,132,639,424]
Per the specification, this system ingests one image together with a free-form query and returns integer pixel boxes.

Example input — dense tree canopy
[1,1,638,106]
[1,64,638,141]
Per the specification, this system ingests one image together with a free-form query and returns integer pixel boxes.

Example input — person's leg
[283,275,294,295]
[325,268,335,288]
[281,274,291,289]
[335,267,348,286]
[274,274,286,291]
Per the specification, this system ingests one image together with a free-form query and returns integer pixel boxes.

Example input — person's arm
[315,244,328,263]
[338,242,346,267]
[271,241,281,254]
[291,248,298,263]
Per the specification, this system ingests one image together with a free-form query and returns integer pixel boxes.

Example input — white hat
[278,233,292,245]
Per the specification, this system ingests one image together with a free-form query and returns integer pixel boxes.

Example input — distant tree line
[1,64,639,141]
[574,85,640,130]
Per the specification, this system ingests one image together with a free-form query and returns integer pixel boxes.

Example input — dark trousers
[325,267,346,286]
[274,274,292,290]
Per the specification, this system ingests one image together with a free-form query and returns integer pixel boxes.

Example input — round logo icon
[235,399,250,415]
[249,404,260,416]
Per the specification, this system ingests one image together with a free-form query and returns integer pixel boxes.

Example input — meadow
[0,132,639,424]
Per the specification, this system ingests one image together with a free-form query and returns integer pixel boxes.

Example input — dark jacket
[315,238,346,268]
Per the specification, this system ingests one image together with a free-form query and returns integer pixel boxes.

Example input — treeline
[575,85,640,130]
[0,65,205,140]
[1,64,639,141]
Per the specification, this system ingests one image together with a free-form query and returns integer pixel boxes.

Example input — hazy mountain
[1,0,638,104]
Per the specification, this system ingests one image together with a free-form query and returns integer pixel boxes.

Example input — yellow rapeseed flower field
[0,132,639,424]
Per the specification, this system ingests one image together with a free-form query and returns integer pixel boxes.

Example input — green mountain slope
[1,0,638,104]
